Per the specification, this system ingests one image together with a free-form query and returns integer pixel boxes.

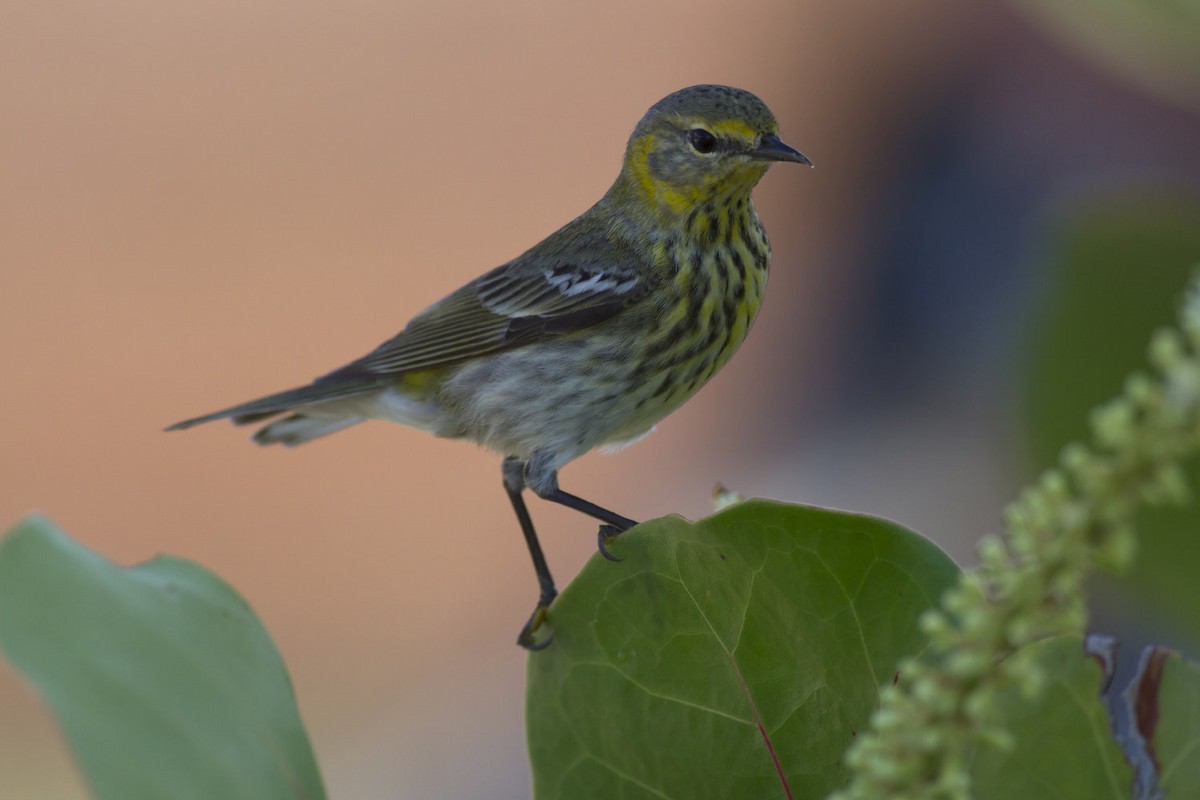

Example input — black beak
[748,134,812,166]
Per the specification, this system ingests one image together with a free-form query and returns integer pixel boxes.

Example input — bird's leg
[524,453,638,562]
[539,488,637,561]
[503,456,556,650]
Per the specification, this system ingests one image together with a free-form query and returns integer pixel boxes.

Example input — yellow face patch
[629,133,703,214]
[624,114,776,219]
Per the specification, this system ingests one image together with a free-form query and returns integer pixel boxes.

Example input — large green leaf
[0,516,325,800]
[968,635,1132,799]
[526,500,959,800]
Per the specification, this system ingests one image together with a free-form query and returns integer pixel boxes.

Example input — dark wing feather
[320,225,653,382]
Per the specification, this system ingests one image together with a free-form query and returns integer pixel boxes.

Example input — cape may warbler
[168,84,810,648]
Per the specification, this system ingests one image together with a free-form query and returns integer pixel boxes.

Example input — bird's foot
[517,602,554,651]
[597,524,626,562]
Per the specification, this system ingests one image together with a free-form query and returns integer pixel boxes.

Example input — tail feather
[251,414,364,446]
[165,379,378,432]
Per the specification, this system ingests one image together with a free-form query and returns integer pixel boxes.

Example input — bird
[167,84,811,648]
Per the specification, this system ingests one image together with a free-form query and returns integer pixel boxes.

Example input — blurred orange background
[3,1,1198,797]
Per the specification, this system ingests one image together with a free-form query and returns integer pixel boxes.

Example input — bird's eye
[688,128,717,154]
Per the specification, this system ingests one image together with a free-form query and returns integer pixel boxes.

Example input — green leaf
[1127,647,1200,796]
[968,635,1133,799]
[1155,651,1200,794]
[525,500,959,800]
[1154,651,1200,794]
[0,515,325,800]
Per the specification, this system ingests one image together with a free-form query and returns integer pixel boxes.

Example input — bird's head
[616,84,811,218]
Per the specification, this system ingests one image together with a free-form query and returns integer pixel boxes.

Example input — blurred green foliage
[1024,195,1200,643]
[1015,0,1200,113]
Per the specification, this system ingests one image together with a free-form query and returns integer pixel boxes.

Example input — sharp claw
[597,524,624,562]
[518,604,554,650]
[522,632,554,651]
